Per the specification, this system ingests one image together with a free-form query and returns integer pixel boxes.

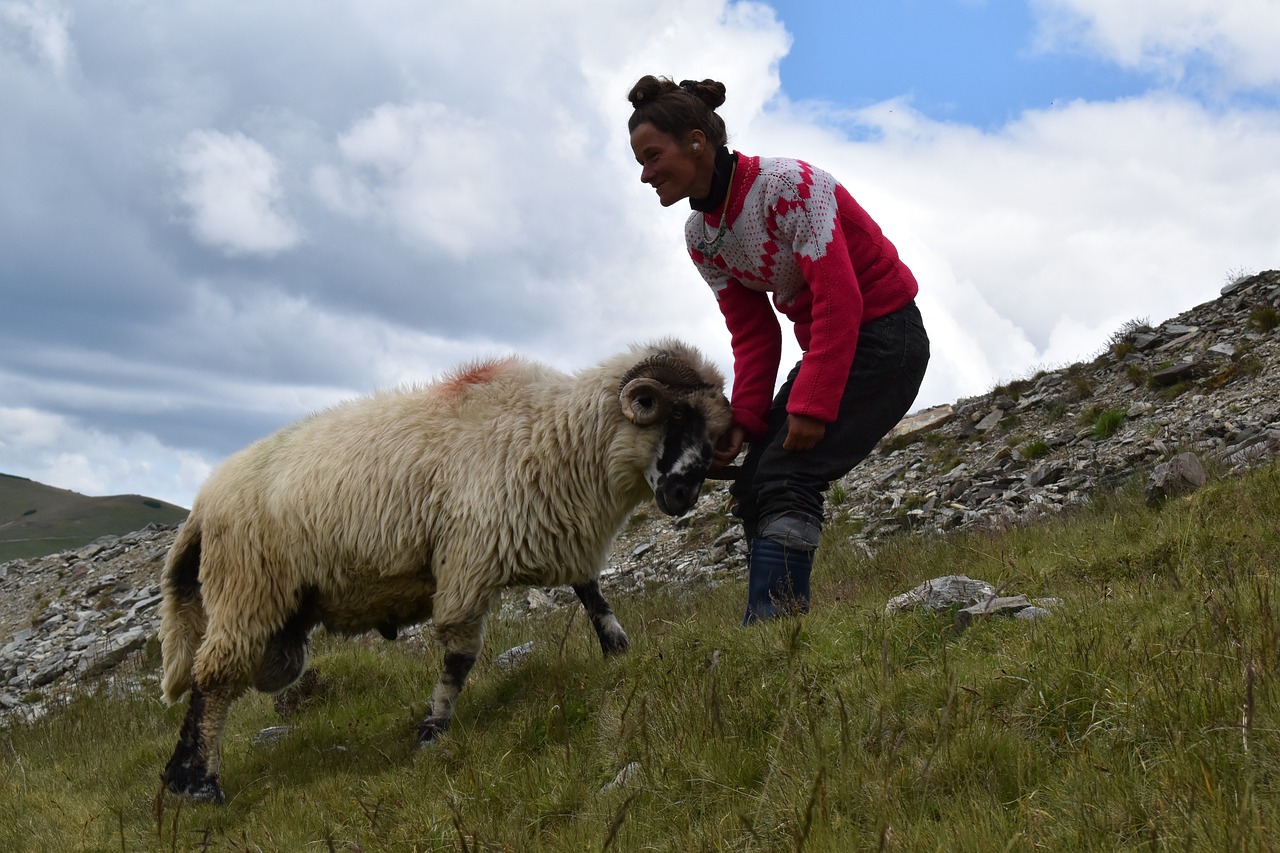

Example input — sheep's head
[619,350,732,516]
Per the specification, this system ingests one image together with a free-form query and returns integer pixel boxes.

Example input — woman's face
[630,123,710,207]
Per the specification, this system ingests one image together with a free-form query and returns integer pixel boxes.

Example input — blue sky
[1,0,1278,508]
[771,0,1151,126]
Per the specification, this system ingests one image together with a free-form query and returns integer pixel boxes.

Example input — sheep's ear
[620,378,673,427]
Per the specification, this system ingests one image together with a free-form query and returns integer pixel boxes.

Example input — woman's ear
[687,130,707,152]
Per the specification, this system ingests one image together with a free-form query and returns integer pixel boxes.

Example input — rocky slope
[3,270,1278,722]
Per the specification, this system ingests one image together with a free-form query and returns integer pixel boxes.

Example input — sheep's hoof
[162,772,226,805]
[601,631,630,657]
[417,716,450,745]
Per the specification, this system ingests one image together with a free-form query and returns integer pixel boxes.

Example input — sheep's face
[644,394,732,517]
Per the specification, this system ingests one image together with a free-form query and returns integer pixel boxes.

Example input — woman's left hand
[782,413,826,451]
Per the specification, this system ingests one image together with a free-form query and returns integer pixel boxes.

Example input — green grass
[3,463,1280,850]
[1091,409,1127,440]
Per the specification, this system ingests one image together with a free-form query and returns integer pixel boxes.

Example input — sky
[2,0,1278,509]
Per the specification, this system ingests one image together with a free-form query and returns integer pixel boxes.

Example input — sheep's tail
[159,514,207,704]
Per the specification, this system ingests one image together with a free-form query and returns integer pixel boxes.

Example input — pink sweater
[686,153,919,441]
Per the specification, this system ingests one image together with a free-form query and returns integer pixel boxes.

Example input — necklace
[694,161,736,261]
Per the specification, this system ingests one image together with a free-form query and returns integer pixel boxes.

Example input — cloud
[1034,0,1280,89]
[0,406,211,507]
[0,0,75,78]
[175,130,302,256]
[2,0,1278,511]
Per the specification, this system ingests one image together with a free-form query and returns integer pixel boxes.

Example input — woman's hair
[627,75,728,148]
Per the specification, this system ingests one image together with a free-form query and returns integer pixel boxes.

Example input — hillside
[0,269,1277,720]
[0,473,188,564]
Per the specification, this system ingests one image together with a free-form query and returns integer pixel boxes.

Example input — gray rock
[885,575,996,615]
[494,641,535,671]
[253,725,293,745]
[1145,452,1208,506]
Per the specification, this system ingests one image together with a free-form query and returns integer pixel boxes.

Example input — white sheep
[157,339,731,803]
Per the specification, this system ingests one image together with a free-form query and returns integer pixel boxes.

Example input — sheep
[157,339,731,803]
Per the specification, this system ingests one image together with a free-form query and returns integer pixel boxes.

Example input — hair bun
[677,79,727,110]
[627,75,676,109]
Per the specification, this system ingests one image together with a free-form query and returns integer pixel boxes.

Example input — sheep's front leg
[418,618,485,744]
[573,579,629,656]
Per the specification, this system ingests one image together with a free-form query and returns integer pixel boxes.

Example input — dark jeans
[731,301,930,548]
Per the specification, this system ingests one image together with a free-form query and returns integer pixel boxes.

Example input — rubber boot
[742,539,813,625]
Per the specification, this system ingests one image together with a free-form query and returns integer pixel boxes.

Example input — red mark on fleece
[435,357,515,401]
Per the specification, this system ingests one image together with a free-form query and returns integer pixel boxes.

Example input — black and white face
[645,398,731,516]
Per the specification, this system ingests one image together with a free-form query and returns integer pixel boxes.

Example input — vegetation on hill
[0,473,188,564]
[0,461,1275,850]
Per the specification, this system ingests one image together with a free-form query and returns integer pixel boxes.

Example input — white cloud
[175,130,302,256]
[0,0,75,78]
[4,0,1280,511]
[1034,0,1280,89]
[744,91,1280,401]
[0,406,211,507]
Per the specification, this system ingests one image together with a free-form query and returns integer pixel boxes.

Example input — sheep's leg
[573,579,629,656]
[162,624,255,804]
[418,618,486,744]
[160,679,243,804]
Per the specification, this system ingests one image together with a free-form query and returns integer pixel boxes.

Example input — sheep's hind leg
[573,579,629,656]
[160,681,243,804]
[418,619,485,744]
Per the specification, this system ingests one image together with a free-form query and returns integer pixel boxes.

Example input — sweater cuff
[733,408,770,444]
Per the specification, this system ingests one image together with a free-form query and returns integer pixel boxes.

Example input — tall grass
[2,462,1279,850]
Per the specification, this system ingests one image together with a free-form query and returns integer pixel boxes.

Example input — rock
[601,761,642,792]
[1145,452,1208,506]
[975,409,1005,433]
[888,404,954,441]
[953,595,1034,632]
[495,641,535,671]
[1150,361,1202,386]
[885,575,996,615]
[76,626,149,678]
[254,725,293,745]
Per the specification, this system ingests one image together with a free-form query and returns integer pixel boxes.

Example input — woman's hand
[710,424,746,471]
[782,413,826,451]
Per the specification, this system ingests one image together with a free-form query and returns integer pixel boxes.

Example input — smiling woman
[626,74,931,626]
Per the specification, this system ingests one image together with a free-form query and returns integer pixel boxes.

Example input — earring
[693,143,701,151]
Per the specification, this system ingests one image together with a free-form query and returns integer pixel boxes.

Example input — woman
[627,75,930,625]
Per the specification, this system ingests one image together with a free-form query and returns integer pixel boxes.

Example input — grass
[3,462,1280,850]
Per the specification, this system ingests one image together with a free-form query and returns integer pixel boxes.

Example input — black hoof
[417,716,450,745]
[162,771,225,805]
[601,633,630,656]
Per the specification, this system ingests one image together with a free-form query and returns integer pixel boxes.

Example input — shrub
[1247,306,1280,333]
[1092,409,1127,440]
[1020,438,1051,460]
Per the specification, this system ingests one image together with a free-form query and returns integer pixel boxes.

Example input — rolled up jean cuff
[758,512,823,552]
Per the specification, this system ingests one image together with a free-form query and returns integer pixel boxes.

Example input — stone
[888,404,955,441]
[975,409,1005,433]
[601,761,642,792]
[1150,361,1202,386]
[1145,452,1208,505]
[253,725,293,746]
[495,641,535,671]
[885,575,996,615]
[952,595,1034,632]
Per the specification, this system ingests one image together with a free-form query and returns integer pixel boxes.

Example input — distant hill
[0,473,188,564]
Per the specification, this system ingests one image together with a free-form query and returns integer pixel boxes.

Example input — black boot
[742,539,813,625]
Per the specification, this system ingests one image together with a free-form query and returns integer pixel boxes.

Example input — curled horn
[620,377,672,426]
[616,353,710,393]
[617,352,710,427]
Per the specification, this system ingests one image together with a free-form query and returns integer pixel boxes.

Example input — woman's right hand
[710,424,745,470]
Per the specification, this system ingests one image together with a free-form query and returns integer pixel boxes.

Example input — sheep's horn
[620,377,673,427]
[617,353,710,394]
